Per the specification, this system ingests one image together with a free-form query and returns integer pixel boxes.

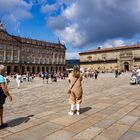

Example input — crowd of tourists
[1,64,140,130]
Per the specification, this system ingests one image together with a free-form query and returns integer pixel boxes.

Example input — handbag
[67,78,79,94]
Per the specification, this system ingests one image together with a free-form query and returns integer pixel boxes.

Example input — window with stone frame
[13,47,18,51]
[101,54,107,60]
[6,46,11,51]
[87,56,92,62]
[13,50,18,62]
[0,51,3,62]
[26,48,30,53]
[0,44,4,50]
[6,53,11,62]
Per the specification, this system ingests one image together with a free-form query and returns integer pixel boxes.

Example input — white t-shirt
[136,69,140,76]
[16,74,21,82]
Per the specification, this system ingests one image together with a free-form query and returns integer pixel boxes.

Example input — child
[68,66,83,115]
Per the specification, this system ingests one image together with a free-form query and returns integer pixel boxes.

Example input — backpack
[45,73,48,78]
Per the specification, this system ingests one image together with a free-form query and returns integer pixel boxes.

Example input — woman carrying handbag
[68,65,83,115]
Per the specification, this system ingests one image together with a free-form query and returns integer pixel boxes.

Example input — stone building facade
[79,45,140,72]
[0,21,66,74]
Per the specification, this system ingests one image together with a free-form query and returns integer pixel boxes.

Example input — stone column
[35,66,37,74]
[24,66,27,73]
[3,46,6,63]
[48,66,50,73]
[17,47,20,63]
[11,65,14,74]
[11,45,14,63]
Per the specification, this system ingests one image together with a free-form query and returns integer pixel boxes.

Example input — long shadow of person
[80,107,92,114]
[6,115,34,127]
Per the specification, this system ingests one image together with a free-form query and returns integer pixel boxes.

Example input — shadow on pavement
[80,107,92,114]
[6,115,34,127]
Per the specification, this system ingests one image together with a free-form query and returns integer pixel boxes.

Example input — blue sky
[1,0,140,59]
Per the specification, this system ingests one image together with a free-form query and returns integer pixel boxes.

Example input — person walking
[94,70,99,79]
[136,66,140,84]
[16,73,21,88]
[0,65,12,129]
[45,72,49,84]
[41,72,45,83]
[68,66,83,115]
[115,69,119,78]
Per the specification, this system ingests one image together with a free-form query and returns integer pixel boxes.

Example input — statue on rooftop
[0,20,4,30]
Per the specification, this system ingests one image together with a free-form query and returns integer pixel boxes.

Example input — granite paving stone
[0,73,140,140]
[119,130,140,140]
[117,115,139,126]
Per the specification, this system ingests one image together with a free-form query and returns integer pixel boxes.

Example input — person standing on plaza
[27,72,30,82]
[94,70,99,79]
[0,65,12,129]
[115,69,119,78]
[41,72,45,83]
[45,71,49,84]
[16,73,21,89]
[68,65,83,115]
[136,66,140,84]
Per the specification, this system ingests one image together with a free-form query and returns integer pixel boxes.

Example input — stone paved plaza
[0,73,140,140]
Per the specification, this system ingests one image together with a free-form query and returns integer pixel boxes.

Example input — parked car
[130,73,138,84]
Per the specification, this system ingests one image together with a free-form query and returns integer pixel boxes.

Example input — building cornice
[79,44,140,55]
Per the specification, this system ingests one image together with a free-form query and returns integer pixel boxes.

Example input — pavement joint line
[2,74,140,140]
[3,121,65,139]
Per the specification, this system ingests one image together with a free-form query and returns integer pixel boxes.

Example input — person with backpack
[45,72,49,84]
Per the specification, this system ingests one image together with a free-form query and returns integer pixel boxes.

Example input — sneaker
[76,111,80,115]
[0,123,8,129]
[68,111,74,116]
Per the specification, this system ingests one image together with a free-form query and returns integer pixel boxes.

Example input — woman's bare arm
[1,83,12,101]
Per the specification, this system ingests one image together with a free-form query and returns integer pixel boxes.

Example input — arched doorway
[7,66,11,74]
[22,66,25,74]
[37,67,40,73]
[46,67,48,72]
[124,62,129,71]
[42,67,45,72]
[27,66,30,72]
[51,67,53,72]
[14,66,18,73]
[32,67,35,74]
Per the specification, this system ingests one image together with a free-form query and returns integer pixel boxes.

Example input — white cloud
[102,39,125,48]
[55,24,86,47]
[41,3,57,13]
[66,51,79,59]
[0,0,32,31]
[45,0,140,48]
[62,3,76,19]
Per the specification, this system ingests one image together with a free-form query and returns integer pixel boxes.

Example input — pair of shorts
[0,105,3,109]
[0,89,6,109]
[0,96,6,108]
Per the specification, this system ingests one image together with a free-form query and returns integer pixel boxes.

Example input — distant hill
[66,59,80,68]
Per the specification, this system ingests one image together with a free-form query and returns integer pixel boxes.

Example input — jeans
[137,76,140,84]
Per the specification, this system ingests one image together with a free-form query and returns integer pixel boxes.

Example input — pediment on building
[0,30,17,42]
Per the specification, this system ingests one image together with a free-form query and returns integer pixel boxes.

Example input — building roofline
[12,35,66,49]
[0,26,66,50]
[79,44,140,55]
